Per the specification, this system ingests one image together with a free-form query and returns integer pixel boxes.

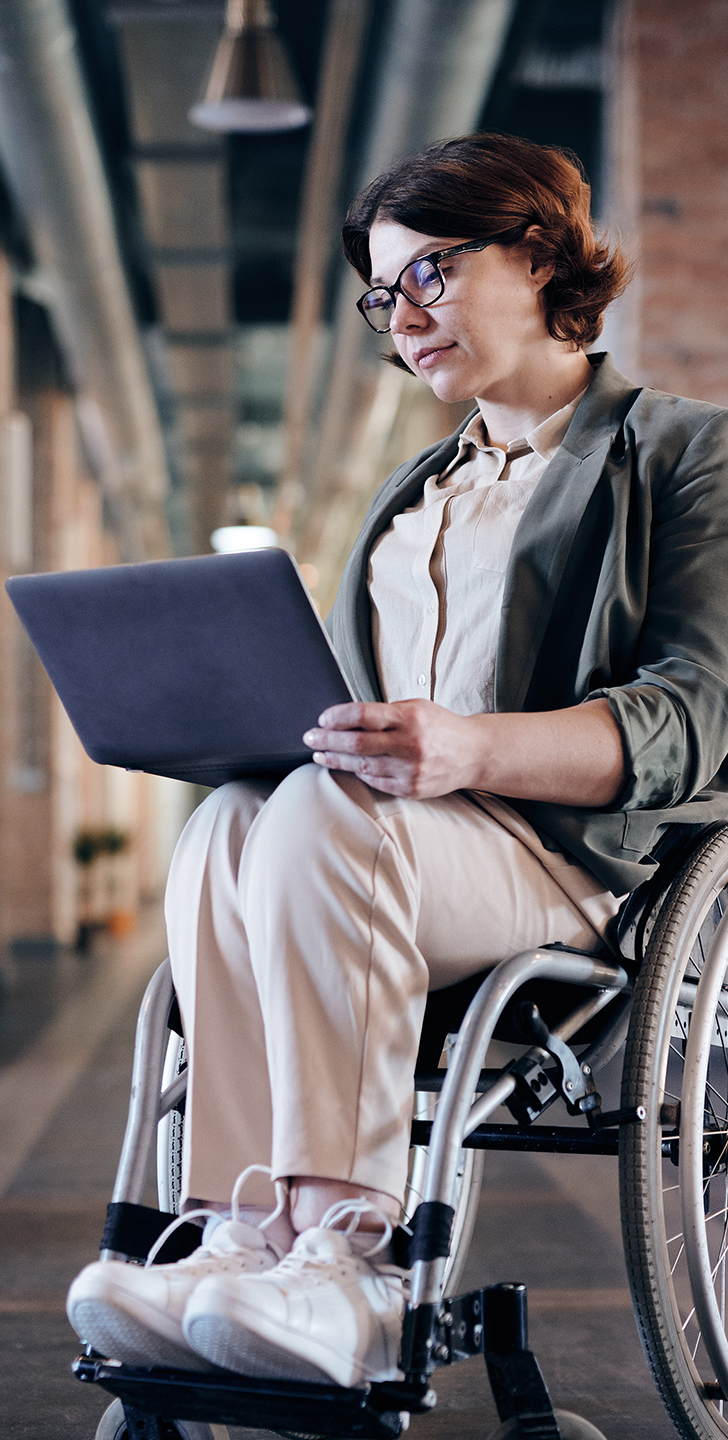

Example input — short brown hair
[342,132,630,361]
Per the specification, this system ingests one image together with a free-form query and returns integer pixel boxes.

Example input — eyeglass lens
[401,256,442,302]
[360,255,444,331]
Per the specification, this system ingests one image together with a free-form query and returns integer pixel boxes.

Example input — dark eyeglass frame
[356,228,527,332]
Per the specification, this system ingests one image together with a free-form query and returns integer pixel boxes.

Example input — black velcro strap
[101,1202,202,1263]
[392,1225,414,1268]
[397,1201,455,1267]
[167,994,184,1037]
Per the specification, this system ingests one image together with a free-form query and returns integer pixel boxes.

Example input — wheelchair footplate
[73,1352,433,1438]
[74,1281,562,1440]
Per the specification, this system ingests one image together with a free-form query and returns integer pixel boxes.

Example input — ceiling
[0,0,609,589]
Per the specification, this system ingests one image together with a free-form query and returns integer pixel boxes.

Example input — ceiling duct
[286,0,514,573]
[0,0,171,560]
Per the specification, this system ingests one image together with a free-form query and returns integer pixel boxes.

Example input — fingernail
[303,731,315,745]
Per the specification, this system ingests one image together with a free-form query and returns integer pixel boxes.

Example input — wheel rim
[681,907,728,1393]
[629,850,728,1434]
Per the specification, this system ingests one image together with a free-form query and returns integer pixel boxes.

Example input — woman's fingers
[311,749,401,775]
[311,749,415,796]
[305,725,405,756]
[306,701,398,738]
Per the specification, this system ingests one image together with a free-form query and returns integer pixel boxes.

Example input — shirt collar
[456,376,592,464]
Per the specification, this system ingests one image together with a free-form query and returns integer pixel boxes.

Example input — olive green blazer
[327,354,728,895]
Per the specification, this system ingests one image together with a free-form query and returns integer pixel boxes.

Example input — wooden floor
[0,912,676,1440]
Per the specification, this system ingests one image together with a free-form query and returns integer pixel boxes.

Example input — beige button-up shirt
[367,382,623,935]
[368,387,588,714]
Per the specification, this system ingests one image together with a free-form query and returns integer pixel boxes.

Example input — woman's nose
[389,291,428,334]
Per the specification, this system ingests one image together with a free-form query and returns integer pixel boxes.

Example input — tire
[487,1411,607,1439]
[620,824,728,1440]
[95,1400,128,1440]
[95,1398,229,1440]
[158,1034,187,1215]
[403,1091,484,1295]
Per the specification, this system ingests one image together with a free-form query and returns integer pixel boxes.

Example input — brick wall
[610,0,728,402]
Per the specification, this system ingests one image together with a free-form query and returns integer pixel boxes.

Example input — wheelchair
[72,819,728,1440]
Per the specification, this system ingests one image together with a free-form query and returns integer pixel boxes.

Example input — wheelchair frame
[73,822,728,1440]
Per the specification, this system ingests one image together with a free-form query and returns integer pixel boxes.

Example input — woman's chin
[426,371,477,406]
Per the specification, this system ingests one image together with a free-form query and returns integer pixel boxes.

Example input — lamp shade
[190,0,311,133]
[211,525,279,552]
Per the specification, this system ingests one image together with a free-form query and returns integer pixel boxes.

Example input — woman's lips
[413,344,455,369]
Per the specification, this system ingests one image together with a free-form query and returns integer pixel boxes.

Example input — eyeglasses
[356,229,525,333]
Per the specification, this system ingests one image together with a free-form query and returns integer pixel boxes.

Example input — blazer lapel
[495,355,643,713]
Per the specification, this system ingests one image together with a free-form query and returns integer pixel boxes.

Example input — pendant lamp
[189,0,311,133]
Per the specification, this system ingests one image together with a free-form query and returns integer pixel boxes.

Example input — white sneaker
[67,1217,282,1369]
[67,1168,289,1370]
[183,1199,406,1388]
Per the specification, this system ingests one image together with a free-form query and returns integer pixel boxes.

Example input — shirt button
[418,673,427,687]
[428,602,436,613]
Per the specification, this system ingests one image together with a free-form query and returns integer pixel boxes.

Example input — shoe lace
[144,1163,288,1268]
[318,1197,395,1259]
[231,1163,289,1234]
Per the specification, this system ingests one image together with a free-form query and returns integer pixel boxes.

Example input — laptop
[6,549,355,787]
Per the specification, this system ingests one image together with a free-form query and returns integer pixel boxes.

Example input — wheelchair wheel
[404,1091,484,1294]
[620,823,728,1440]
[94,1397,229,1439]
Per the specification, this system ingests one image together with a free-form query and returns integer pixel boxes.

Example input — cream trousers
[164,765,619,1209]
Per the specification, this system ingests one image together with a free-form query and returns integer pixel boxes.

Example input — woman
[67,132,728,1389]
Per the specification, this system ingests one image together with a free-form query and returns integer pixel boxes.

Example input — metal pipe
[158,1070,187,1118]
[410,948,629,1306]
[409,1120,623,1157]
[0,0,171,560]
[107,959,174,1217]
[463,980,628,1135]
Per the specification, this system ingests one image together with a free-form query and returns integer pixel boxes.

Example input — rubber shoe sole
[185,1277,399,1388]
[185,1306,331,1383]
[67,1268,211,1371]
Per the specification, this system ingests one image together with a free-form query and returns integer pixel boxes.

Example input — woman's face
[367,219,554,405]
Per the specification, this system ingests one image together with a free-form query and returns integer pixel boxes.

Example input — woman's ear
[522,224,555,292]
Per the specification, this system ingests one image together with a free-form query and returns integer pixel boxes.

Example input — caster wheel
[488,1411,607,1439]
[94,1399,229,1440]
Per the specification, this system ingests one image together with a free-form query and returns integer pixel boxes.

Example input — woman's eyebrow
[370,247,435,285]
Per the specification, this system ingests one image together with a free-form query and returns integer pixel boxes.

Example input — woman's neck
[475,348,594,450]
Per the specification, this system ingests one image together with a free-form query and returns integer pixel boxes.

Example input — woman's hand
[303,699,475,799]
[303,695,627,807]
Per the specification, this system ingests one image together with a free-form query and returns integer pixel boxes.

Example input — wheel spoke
[671,1239,686,1275]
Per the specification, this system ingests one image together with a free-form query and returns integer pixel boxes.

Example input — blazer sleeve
[588,410,728,810]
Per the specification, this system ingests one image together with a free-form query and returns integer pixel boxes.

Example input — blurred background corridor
[0,0,725,1435]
